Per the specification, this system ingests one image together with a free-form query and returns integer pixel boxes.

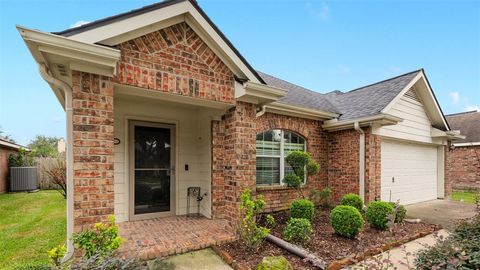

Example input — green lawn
[0,190,66,269]
[451,190,480,204]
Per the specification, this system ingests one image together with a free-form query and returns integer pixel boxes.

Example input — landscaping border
[326,225,441,270]
[213,225,441,270]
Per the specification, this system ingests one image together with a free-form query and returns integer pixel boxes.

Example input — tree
[28,135,61,157]
[283,151,320,198]
[0,126,15,143]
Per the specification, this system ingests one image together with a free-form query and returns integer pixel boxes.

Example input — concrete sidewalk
[349,229,449,270]
[148,249,233,270]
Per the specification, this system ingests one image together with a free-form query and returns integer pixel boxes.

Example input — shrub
[73,216,124,259]
[309,187,333,208]
[238,189,274,250]
[256,256,293,270]
[415,215,480,269]
[389,202,407,223]
[365,201,394,230]
[340,193,364,212]
[48,244,67,269]
[290,199,315,221]
[283,151,320,198]
[282,218,313,244]
[43,154,67,199]
[330,205,364,238]
[8,148,35,167]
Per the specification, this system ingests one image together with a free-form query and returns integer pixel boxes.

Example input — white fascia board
[235,82,287,105]
[381,71,449,131]
[65,1,261,83]
[323,114,403,131]
[265,102,338,120]
[17,26,120,77]
[0,140,27,150]
[431,127,465,140]
[453,142,480,147]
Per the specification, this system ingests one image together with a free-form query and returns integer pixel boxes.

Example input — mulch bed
[216,207,438,269]
[265,208,438,267]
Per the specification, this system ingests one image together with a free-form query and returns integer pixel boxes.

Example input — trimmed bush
[389,202,407,223]
[290,199,315,221]
[282,218,313,244]
[330,205,364,238]
[256,256,293,270]
[340,193,364,212]
[366,201,394,230]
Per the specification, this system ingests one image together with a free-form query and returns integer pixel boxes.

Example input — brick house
[0,138,25,193]
[18,0,463,259]
[446,111,480,192]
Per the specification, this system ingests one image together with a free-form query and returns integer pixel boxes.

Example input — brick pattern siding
[72,71,115,231]
[364,129,382,202]
[211,102,257,224]
[327,129,360,201]
[254,113,329,212]
[446,145,480,193]
[116,22,235,104]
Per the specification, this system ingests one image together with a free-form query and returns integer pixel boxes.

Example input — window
[256,129,306,186]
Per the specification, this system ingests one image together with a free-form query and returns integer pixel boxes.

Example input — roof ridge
[445,110,479,117]
[345,69,423,93]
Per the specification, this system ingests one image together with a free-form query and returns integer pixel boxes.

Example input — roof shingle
[446,111,480,143]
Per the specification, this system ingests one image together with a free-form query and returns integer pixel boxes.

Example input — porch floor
[118,216,236,260]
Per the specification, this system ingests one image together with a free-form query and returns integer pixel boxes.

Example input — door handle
[392,177,395,183]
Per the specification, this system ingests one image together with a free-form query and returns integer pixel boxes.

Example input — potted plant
[8,148,38,191]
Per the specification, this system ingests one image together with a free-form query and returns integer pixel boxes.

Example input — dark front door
[129,121,175,220]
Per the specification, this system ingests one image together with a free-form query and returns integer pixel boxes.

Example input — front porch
[118,215,236,260]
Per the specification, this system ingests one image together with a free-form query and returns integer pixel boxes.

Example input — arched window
[256,129,306,186]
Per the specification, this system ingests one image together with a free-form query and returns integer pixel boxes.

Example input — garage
[381,140,439,205]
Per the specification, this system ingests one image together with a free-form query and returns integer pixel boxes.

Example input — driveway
[406,199,477,230]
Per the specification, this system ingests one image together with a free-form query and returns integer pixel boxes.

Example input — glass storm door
[129,121,175,220]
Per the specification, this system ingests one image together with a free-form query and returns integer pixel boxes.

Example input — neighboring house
[446,111,480,192]
[0,138,26,193]
[18,0,462,256]
[57,138,66,153]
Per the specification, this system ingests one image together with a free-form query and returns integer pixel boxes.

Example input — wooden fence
[36,157,61,190]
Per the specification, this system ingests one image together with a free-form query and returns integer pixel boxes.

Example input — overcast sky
[1,0,479,145]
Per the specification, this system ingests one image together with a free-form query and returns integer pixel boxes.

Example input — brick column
[211,102,257,225]
[71,71,115,231]
[364,129,382,202]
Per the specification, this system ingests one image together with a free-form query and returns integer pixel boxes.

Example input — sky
[0,0,479,145]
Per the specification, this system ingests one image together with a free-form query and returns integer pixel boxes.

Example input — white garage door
[381,140,438,205]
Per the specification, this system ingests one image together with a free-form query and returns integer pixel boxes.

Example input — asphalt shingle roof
[446,111,480,143]
[258,70,422,120]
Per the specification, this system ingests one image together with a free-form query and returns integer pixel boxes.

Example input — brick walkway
[118,216,236,260]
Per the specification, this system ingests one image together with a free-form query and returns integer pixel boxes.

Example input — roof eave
[323,114,403,132]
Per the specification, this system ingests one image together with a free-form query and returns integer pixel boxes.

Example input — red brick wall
[365,129,381,202]
[72,71,115,231]
[0,147,16,193]
[211,102,257,224]
[446,145,480,193]
[327,129,360,201]
[116,22,235,104]
[254,113,328,212]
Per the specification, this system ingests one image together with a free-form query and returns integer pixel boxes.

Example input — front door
[129,121,175,220]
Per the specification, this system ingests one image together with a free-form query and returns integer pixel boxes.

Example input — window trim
[256,129,307,186]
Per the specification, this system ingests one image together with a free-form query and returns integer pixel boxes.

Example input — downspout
[354,122,365,201]
[256,105,267,117]
[38,64,74,261]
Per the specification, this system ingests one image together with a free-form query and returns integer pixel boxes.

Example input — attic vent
[404,87,421,102]
[56,64,68,77]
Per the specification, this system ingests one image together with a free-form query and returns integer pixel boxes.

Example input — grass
[451,190,480,204]
[0,190,66,269]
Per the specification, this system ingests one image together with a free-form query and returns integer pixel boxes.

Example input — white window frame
[256,129,307,186]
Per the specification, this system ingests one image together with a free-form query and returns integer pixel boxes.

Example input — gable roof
[446,110,480,143]
[52,0,265,84]
[325,70,422,121]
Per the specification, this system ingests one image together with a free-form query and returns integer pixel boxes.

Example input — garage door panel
[381,140,438,205]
